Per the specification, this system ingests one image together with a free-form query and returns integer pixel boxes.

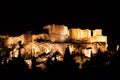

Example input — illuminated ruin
[0,24,108,69]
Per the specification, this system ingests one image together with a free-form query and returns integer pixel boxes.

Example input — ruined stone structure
[43,24,108,55]
[0,24,108,56]
[0,24,108,69]
[43,24,69,42]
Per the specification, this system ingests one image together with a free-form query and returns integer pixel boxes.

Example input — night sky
[0,1,119,42]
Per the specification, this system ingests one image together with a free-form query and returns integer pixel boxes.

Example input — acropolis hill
[0,24,108,69]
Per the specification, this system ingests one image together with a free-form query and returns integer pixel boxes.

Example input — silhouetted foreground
[0,48,120,80]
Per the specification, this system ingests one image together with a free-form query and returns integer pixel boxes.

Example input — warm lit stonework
[0,24,108,69]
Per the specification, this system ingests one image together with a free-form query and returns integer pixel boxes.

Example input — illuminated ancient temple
[0,24,108,69]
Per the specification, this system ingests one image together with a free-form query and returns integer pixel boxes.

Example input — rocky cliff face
[0,24,108,70]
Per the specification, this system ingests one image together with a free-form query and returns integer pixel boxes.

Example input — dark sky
[0,1,119,41]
